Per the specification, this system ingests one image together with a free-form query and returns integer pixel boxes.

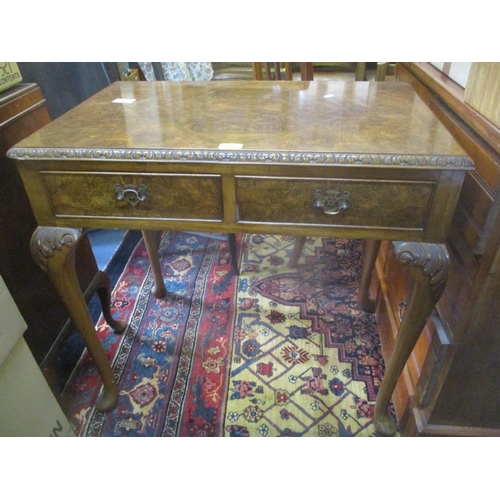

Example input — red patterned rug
[61,232,393,436]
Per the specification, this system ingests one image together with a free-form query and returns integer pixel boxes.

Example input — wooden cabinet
[0,84,99,368]
[376,63,500,435]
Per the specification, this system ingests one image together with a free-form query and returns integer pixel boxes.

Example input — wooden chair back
[252,63,314,81]
[375,62,396,81]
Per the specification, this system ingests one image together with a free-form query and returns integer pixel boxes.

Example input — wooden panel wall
[464,63,500,129]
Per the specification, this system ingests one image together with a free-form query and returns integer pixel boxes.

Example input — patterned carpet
[61,232,394,436]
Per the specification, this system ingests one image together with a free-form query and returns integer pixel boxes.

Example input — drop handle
[398,301,407,321]
[115,183,149,207]
[313,189,350,215]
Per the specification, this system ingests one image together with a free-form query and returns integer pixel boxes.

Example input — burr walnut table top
[9,80,470,164]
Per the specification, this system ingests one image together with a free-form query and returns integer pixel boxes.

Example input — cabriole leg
[142,230,167,299]
[374,242,450,436]
[31,226,120,412]
[358,239,381,313]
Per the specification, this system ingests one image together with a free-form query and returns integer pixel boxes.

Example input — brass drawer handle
[115,183,149,207]
[398,300,407,321]
[313,189,350,215]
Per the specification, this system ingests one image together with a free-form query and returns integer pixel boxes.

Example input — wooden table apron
[7,80,473,436]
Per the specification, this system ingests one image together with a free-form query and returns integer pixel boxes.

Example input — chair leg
[274,62,281,80]
[355,62,367,81]
[227,233,239,276]
[300,63,314,81]
[252,62,263,80]
[376,62,389,81]
[264,63,272,80]
[288,236,307,267]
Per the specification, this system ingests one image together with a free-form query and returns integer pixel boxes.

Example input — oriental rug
[61,232,393,437]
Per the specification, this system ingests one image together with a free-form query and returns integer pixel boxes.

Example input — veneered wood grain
[10,81,469,160]
[41,171,223,220]
[236,176,435,229]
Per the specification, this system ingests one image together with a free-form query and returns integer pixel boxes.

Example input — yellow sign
[0,63,23,93]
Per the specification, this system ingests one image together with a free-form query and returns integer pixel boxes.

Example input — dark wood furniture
[374,62,500,436]
[251,62,369,82]
[0,84,90,365]
[0,83,124,388]
[0,83,59,364]
[8,80,472,435]
[253,62,292,80]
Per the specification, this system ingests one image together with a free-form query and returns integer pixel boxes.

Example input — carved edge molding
[7,147,474,169]
[393,242,450,300]
[31,226,83,271]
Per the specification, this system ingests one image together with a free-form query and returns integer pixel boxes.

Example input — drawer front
[41,171,223,221]
[236,176,435,230]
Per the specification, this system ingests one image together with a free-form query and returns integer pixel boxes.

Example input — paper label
[112,98,136,104]
[218,143,243,150]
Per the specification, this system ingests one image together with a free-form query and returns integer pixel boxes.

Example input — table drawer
[236,176,435,230]
[41,171,223,221]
